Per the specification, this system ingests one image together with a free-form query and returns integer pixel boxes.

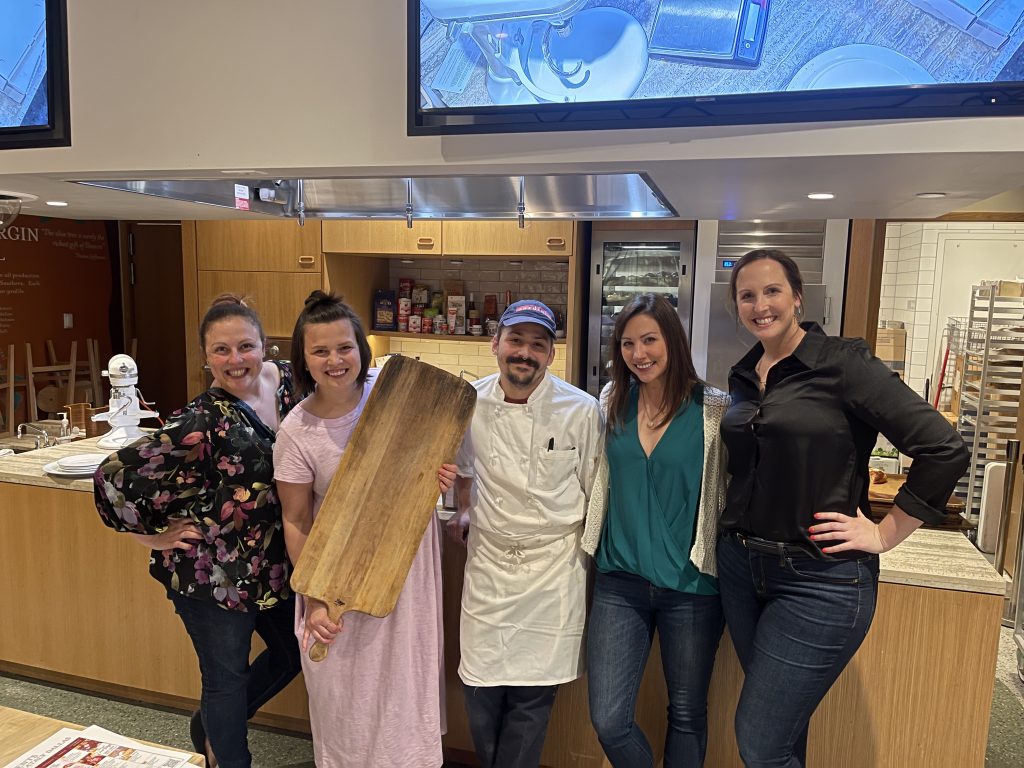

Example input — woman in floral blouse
[94,294,302,768]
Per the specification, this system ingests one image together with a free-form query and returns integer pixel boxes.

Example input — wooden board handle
[308,601,346,663]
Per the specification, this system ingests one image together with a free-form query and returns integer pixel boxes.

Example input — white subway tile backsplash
[922,230,938,244]
[916,299,932,312]
[920,258,936,271]
[900,223,924,235]
[886,223,901,237]
[917,285,933,298]
[895,284,916,298]
[919,271,935,284]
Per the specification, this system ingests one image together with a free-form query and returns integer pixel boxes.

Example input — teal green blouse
[594,385,718,594]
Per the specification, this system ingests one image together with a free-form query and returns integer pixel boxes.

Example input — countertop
[0,445,1005,596]
[0,435,113,493]
[879,528,1005,596]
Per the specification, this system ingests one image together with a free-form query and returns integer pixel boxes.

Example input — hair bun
[304,290,331,308]
[209,293,247,309]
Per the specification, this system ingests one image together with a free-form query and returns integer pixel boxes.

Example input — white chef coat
[455,372,602,686]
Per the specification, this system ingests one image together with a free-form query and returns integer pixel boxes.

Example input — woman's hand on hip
[808,509,887,554]
[303,597,343,651]
[438,463,457,495]
[129,518,203,552]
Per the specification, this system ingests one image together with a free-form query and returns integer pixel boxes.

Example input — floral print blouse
[93,361,298,612]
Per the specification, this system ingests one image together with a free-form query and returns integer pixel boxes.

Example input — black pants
[463,683,559,768]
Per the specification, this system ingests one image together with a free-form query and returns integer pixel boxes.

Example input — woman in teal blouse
[581,293,729,767]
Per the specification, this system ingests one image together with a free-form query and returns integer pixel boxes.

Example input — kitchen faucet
[16,423,51,449]
[459,370,480,381]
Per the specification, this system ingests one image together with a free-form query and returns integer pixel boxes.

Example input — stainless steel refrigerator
[586,229,696,397]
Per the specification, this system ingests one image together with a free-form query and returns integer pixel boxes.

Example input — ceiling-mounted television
[1,0,70,149]
[409,0,1024,135]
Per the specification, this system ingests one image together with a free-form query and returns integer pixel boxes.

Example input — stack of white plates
[42,452,110,478]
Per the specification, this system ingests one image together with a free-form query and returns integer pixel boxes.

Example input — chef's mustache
[506,356,539,369]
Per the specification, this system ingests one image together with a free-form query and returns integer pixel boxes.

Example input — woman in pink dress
[273,291,455,768]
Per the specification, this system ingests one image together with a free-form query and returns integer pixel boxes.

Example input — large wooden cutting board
[290,355,476,661]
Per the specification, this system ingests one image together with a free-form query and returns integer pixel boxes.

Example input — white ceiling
[2,148,1022,224]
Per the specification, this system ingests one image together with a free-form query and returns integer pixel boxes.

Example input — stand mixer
[92,354,160,450]
[423,0,649,105]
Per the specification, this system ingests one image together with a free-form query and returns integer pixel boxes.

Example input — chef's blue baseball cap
[499,299,556,337]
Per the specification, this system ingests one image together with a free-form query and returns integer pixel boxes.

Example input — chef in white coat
[447,299,602,768]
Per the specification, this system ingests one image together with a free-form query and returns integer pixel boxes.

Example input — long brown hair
[606,293,700,433]
[290,290,372,397]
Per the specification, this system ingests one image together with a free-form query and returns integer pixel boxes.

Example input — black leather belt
[727,530,821,560]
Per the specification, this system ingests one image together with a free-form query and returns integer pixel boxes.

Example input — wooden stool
[26,342,77,419]
[85,338,105,406]
[0,345,14,437]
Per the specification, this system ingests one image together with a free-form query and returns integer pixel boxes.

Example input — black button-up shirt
[720,323,969,554]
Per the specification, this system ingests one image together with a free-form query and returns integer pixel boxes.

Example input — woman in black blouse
[716,250,968,768]
[94,295,302,768]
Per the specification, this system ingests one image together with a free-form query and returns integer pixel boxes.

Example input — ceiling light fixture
[0,195,23,231]
[915,192,948,199]
[807,193,834,200]
[46,200,69,207]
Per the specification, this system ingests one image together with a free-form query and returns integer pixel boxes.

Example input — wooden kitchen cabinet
[442,220,575,257]
[196,220,322,272]
[197,270,320,338]
[321,220,441,255]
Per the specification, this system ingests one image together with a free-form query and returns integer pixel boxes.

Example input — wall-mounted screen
[1,0,70,149]
[409,0,1024,134]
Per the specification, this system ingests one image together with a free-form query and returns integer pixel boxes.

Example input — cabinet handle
[546,237,566,247]
[298,255,316,266]
[417,237,435,247]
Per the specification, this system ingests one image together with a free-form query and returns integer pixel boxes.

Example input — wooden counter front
[0,473,1004,767]
[0,482,311,733]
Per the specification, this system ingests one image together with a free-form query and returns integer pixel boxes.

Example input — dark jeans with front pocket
[716,533,879,768]
[168,590,301,768]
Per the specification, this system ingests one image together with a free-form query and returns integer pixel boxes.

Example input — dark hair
[606,293,700,433]
[199,294,265,348]
[727,248,805,317]
[290,290,372,396]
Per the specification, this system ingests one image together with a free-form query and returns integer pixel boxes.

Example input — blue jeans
[587,569,724,767]
[716,534,879,768]
[168,591,301,768]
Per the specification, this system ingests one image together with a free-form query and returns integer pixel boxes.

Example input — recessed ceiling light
[449,259,463,265]
[915,192,948,199]
[46,200,69,207]
[400,259,415,264]
[807,193,834,200]
[508,260,523,266]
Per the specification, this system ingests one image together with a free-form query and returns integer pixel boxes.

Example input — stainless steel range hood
[77,173,676,220]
